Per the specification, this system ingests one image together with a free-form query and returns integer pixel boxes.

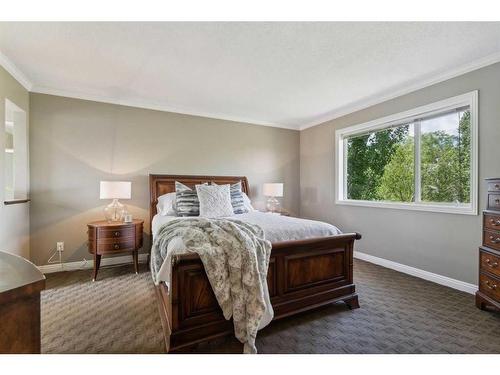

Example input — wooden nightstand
[87,219,144,281]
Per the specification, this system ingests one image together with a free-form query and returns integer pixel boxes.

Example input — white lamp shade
[263,183,283,197]
[100,181,131,200]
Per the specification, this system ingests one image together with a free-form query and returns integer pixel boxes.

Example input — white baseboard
[353,251,477,295]
[38,253,149,274]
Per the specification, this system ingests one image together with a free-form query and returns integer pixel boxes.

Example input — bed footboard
[155,232,361,353]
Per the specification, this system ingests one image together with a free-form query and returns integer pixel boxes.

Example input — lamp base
[266,197,280,213]
[104,199,126,222]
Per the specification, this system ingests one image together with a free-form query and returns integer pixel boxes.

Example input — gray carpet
[41,259,500,354]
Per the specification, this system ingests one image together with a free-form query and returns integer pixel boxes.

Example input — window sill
[4,199,30,206]
[335,199,477,215]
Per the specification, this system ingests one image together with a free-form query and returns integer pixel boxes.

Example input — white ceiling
[1,22,500,130]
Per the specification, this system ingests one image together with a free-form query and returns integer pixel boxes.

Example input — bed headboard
[149,174,250,228]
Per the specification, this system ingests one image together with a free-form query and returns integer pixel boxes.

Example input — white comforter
[152,211,341,285]
[153,211,341,243]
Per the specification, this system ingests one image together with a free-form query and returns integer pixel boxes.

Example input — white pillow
[242,192,256,212]
[196,184,234,218]
[156,192,177,216]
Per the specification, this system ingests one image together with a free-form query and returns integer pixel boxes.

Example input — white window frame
[335,91,478,215]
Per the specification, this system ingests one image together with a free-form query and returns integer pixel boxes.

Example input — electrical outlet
[56,242,64,252]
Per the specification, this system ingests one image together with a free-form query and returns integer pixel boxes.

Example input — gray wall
[30,93,300,266]
[27,62,500,282]
[300,62,500,285]
[0,66,30,259]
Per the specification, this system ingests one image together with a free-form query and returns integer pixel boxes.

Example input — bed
[149,174,361,353]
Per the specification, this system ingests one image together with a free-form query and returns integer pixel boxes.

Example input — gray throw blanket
[151,218,273,353]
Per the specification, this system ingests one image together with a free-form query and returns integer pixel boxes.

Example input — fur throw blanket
[151,218,273,353]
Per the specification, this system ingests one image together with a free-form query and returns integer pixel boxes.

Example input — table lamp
[100,181,131,222]
[263,183,283,213]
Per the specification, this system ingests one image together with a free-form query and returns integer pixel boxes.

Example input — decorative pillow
[212,181,248,214]
[241,192,256,212]
[196,184,234,218]
[175,181,206,217]
[156,192,177,216]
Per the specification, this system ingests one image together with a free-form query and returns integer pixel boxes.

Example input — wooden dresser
[0,251,45,353]
[476,178,500,311]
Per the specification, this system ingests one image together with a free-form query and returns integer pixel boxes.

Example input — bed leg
[343,294,360,310]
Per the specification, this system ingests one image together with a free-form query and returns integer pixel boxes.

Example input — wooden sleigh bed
[149,174,361,353]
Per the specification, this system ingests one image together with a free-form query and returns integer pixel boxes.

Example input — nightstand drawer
[479,273,500,301]
[97,239,136,253]
[480,250,500,278]
[98,226,135,239]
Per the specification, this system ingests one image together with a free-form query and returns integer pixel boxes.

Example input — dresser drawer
[480,249,500,278]
[483,230,500,251]
[484,214,500,231]
[98,226,135,239]
[97,238,136,253]
[487,180,500,193]
[488,194,500,211]
[479,273,500,301]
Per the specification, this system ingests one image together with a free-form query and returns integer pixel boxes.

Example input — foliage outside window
[336,92,477,215]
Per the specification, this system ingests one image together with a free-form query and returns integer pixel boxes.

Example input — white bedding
[152,211,342,285]
[152,211,342,243]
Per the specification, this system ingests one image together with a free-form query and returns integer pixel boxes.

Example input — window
[4,99,28,203]
[335,91,478,215]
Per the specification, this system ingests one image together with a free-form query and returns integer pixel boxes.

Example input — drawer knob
[114,231,120,237]
[114,244,120,250]
[495,184,500,189]
[489,236,500,244]
[485,280,497,290]
[485,259,499,268]
[489,219,500,226]
[495,199,500,205]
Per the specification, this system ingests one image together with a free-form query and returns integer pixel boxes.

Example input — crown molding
[0,51,33,91]
[299,51,500,130]
[3,47,500,132]
[30,85,299,130]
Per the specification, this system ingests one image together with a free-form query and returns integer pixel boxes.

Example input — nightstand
[87,219,144,281]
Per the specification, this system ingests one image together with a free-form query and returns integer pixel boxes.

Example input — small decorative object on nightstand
[275,208,291,216]
[87,219,144,281]
[263,182,283,213]
[476,178,500,312]
[262,208,291,216]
